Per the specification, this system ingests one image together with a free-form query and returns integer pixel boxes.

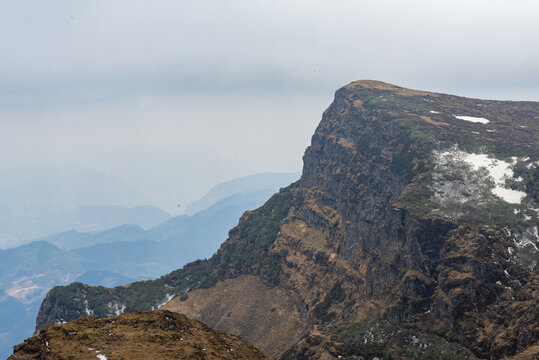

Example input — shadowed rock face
[10,310,273,360]
[35,81,538,359]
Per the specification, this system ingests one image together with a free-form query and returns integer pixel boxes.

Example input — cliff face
[35,81,538,359]
[11,310,272,360]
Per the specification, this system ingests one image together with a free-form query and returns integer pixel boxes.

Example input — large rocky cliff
[34,81,538,359]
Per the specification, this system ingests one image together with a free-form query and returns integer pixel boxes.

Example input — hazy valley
[0,172,297,359]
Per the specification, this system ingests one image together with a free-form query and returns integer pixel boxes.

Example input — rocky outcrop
[35,80,538,359]
[11,310,273,359]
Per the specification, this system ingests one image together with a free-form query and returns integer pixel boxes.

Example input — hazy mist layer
[1,0,537,214]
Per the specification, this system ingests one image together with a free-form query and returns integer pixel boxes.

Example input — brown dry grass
[504,345,539,360]
[161,275,306,357]
[419,115,449,126]
[345,80,438,97]
[10,310,273,360]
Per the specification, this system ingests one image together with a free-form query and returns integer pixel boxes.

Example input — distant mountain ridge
[41,224,146,251]
[0,164,146,206]
[184,172,300,215]
[0,164,171,248]
[74,271,135,287]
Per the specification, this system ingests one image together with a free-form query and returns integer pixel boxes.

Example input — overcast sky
[1,0,538,213]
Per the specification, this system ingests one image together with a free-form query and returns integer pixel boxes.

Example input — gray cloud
[1,0,537,213]
[1,0,538,106]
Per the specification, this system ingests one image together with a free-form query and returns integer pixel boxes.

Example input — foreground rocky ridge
[11,310,272,359]
[35,81,538,359]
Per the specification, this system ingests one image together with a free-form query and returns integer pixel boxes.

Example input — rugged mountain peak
[34,82,538,359]
[304,80,538,261]
[11,310,272,359]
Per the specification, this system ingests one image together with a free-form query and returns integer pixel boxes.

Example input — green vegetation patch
[312,281,346,323]
[334,320,473,360]
[219,185,294,284]
[362,93,433,113]
[39,259,216,328]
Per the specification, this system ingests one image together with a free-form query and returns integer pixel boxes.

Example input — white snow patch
[492,188,527,204]
[486,129,496,132]
[460,153,526,204]
[453,115,490,124]
[431,147,538,254]
[515,226,539,251]
[84,300,94,316]
[97,355,107,360]
[108,302,126,316]
[429,110,440,114]
[156,293,175,309]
